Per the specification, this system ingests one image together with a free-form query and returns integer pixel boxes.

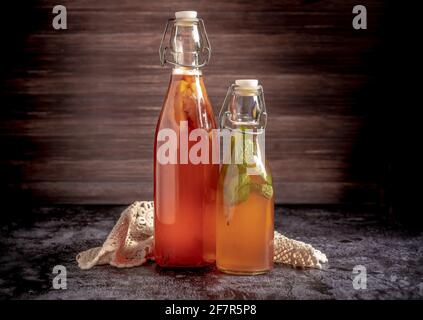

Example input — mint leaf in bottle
[223,166,251,206]
[260,184,273,199]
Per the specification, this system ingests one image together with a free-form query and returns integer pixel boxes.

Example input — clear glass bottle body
[216,81,274,274]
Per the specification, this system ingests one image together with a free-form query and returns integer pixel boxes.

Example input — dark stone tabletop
[0,206,422,300]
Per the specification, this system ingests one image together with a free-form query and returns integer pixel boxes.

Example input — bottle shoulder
[157,73,216,131]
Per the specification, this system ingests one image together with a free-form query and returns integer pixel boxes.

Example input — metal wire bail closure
[159,18,212,68]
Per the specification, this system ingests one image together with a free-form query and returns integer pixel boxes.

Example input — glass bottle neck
[220,85,267,132]
[171,21,202,68]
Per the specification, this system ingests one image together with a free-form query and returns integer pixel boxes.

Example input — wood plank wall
[1,0,388,205]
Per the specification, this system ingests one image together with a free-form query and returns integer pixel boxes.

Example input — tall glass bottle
[154,11,217,267]
[217,79,274,275]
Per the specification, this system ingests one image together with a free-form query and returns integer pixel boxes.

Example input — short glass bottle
[216,79,274,275]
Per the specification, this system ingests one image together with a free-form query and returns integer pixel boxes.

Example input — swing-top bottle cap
[160,11,210,68]
[175,11,198,19]
[235,79,259,88]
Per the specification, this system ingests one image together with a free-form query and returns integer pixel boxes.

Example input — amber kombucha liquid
[217,165,274,275]
[154,71,218,268]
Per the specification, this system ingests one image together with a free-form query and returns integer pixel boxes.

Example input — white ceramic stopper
[235,79,259,88]
[175,11,198,19]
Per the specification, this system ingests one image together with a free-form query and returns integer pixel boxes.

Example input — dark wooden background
[1,0,391,206]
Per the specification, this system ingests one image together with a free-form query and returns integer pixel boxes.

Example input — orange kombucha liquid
[154,72,218,268]
[217,167,274,275]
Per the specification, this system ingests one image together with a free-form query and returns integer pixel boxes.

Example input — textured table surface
[0,206,422,300]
